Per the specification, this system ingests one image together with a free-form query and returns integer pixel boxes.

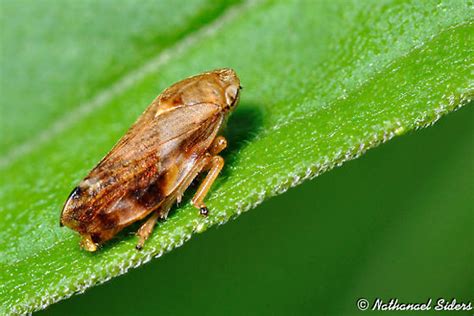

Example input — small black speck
[69,186,82,200]
[200,207,209,216]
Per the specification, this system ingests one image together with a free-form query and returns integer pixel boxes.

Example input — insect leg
[136,211,160,250]
[191,155,224,216]
[80,234,98,252]
[173,135,226,206]
[209,136,227,155]
[136,197,176,250]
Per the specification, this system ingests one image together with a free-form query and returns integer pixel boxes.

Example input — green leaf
[0,0,240,155]
[0,0,472,314]
[40,102,474,316]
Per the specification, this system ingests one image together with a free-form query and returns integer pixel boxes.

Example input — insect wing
[82,103,224,236]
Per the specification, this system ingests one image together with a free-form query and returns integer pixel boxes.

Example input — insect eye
[225,85,239,107]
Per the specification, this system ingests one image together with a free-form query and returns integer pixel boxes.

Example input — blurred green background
[39,105,473,315]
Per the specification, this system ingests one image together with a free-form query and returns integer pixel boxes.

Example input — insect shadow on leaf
[221,102,264,177]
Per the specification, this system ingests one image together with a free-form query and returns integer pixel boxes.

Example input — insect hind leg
[136,212,159,250]
[135,199,174,250]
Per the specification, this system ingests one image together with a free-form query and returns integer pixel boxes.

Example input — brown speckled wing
[81,103,224,240]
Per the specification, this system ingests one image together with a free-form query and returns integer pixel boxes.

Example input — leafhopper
[60,68,241,251]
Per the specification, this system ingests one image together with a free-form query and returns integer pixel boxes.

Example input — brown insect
[60,68,241,252]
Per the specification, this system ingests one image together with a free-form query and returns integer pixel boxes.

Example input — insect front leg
[191,153,225,216]
[209,135,227,155]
